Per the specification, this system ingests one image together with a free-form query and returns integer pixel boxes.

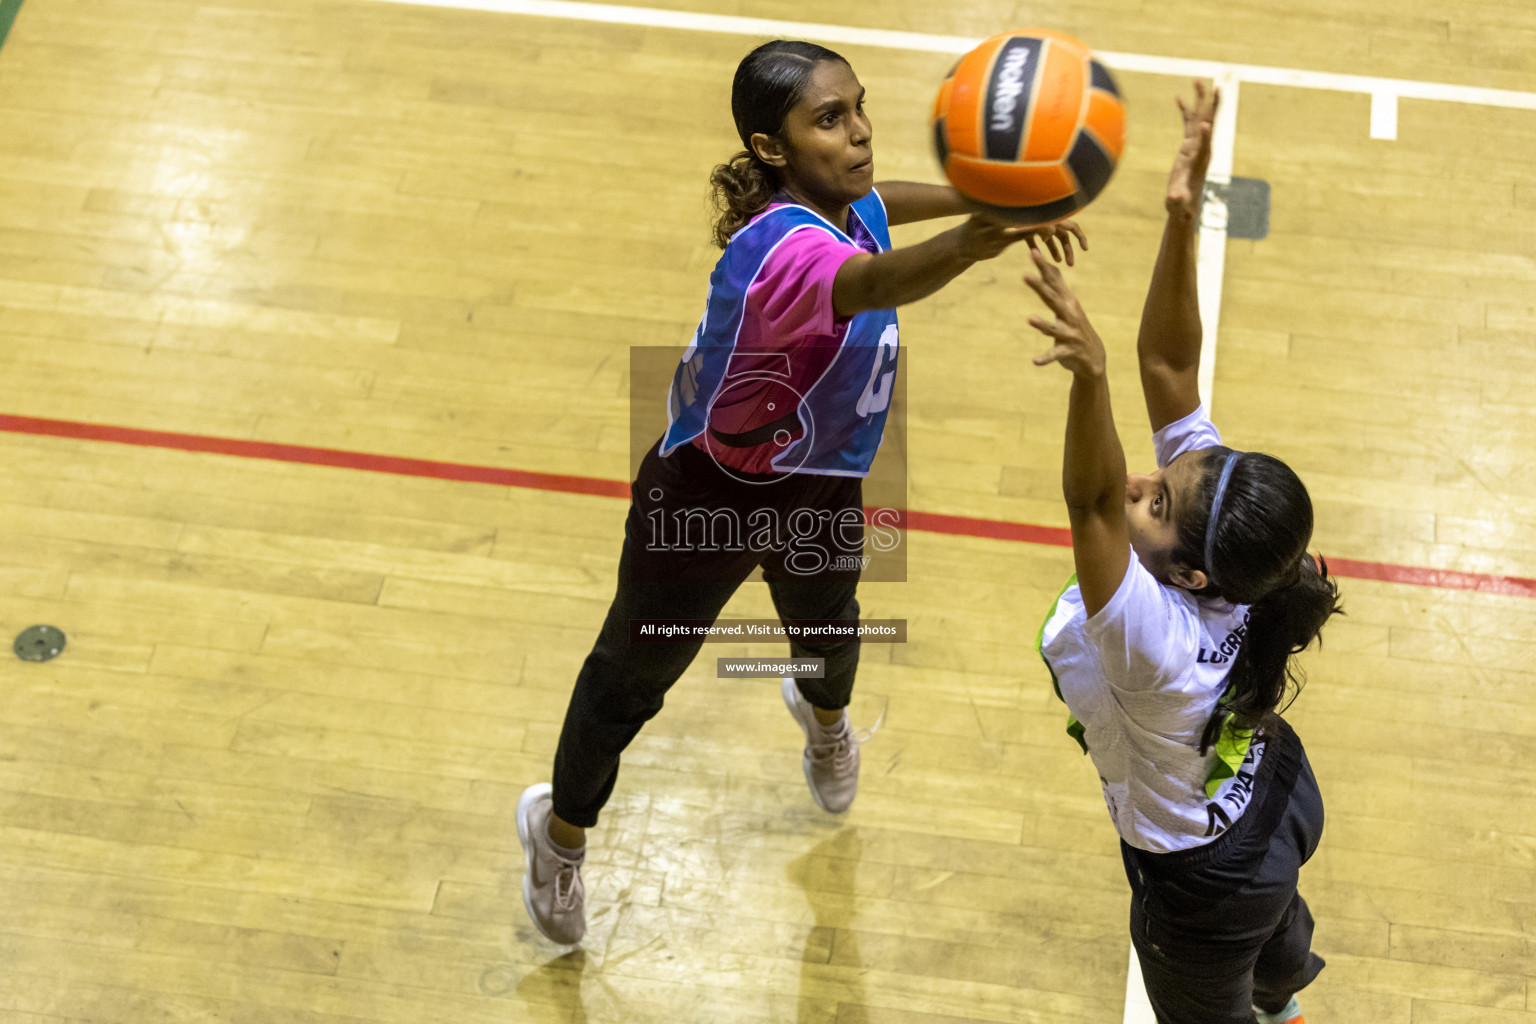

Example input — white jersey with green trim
[1038,405,1267,854]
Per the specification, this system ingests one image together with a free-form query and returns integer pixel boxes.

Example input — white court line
[1371,91,1400,140]
[356,2,1535,1021]
[1125,949,1156,1024]
[371,0,1536,116]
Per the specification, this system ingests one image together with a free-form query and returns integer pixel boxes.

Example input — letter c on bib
[857,324,900,417]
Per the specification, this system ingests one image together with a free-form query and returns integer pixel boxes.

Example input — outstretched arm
[1026,250,1129,617]
[831,214,1028,317]
[1138,81,1219,434]
[835,207,1090,319]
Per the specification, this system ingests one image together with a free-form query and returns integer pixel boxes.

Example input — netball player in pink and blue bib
[516,40,1086,945]
[1027,83,1342,1024]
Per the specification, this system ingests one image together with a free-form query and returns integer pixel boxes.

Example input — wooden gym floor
[0,0,1532,1021]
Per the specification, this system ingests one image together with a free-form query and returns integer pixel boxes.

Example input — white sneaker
[515,783,586,945]
[782,677,866,813]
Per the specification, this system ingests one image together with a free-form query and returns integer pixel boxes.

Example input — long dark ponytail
[710,40,849,249]
[1173,448,1345,749]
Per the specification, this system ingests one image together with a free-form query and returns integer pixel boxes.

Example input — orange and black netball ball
[933,29,1126,224]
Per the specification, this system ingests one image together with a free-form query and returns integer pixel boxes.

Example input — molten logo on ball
[989,45,1033,132]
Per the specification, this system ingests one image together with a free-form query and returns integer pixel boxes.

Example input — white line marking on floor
[1371,90,1400,140]
[368,0,1536,130]
[1124,945,1156,1024]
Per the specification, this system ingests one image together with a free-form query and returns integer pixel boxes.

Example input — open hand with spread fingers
[1022,219,1088,267]
[1168,79,1220,221]
[1025,249,1106,378]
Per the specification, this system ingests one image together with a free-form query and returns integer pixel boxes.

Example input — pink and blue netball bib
[661,190,899,478]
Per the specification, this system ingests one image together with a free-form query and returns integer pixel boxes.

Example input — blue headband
[1204,451,1244,590]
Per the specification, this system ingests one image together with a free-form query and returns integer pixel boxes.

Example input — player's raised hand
[1025,250,1105,378]
[1168,79,1220,221]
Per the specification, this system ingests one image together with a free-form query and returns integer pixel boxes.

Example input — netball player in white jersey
[1028,83,1342,1024]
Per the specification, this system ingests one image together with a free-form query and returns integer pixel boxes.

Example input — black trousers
[1123,718,1326,1024]
[551,440,865,828]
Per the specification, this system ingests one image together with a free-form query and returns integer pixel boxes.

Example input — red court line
[903,509,1073,548]
[0,414,629,500]
[3,413,1533,599]
[1322,557,1536,599]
